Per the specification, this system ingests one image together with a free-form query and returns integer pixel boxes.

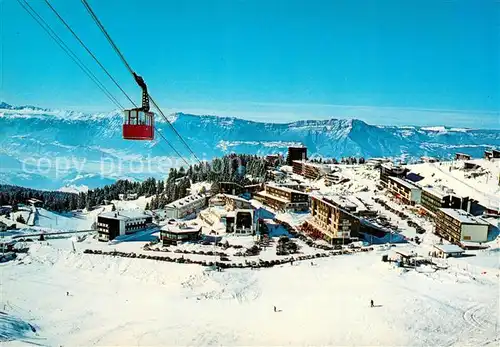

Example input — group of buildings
[378,161,494,245]
[96,145,497,246]
[199,194,256,236]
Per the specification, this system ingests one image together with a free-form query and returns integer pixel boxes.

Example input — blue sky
[1,0,499,128]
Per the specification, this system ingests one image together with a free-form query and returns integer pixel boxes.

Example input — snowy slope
[2,239,499,346]
[34,208,101,231]
[1,103,499,189]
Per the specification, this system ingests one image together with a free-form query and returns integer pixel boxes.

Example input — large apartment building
[255,184,309,212]
[287,147,307,165]
[435,208,489,243]
[308,196,360,244]
[292,160,330,180]
[379,164,409,188]
[97,211,153,242]
[387,176,422,205]
[420,186,469,216]
[164,194,207,219]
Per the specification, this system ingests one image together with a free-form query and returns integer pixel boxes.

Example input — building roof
[388,176,420,191]
[165,194,205,209]
[320,194,357,210]
[422,185,452,199]
[291,160,331,171]
[395,249,416,258]
[161,222,201,234]
[99,210,150,221]
[266,183,308,195]
[434,244,465,254]
[381,163,405,170]
[438,208,489,225]
[311,195,359,219]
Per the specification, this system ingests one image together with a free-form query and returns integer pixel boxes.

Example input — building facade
[97,211,153,242]
[435,208,489,243]
[379,164,409,188]
[484,149,500,160]
[287,147,307,166]
[164,194,207,219]
[292,160,329,180]
[308,196,360,244]
[218,182,244,196]
[324,172,350,186]
[387,176,422,205]
[160,222,202,246]
[201,195,256,235]
[420,186,469,216]
[255,184,309,212]
[455,153,471,161]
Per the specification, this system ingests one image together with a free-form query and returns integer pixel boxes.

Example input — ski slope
[34,208,103,231]
[2,239,499,346]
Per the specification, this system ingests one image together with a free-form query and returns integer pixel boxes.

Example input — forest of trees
[0,154,273,213]
[0,184,78,213]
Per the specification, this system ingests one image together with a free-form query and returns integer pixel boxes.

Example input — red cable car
[123,72,154,140]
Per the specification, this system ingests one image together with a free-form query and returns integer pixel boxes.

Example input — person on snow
[370,299,374,308]
[274,306,277,312]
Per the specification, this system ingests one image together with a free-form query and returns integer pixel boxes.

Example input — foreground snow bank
[2,240,499,346]
[0,312,38,343]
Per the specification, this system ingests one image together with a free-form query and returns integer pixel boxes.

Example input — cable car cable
[31,0,190,167]
[16,0,124,111]
[43,0,137,108]
[80,0,204,165]
[155,130,192,168]
[81,0,134,75]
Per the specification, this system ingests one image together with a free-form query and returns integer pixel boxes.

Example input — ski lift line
[155,129,192,168]
[80,0,134,75]
[17,0,187,167]
[149,95,203,164]
[21,0,185,163]
[80,0,203,164]
[43,0,137,108]
[17,0,124,111]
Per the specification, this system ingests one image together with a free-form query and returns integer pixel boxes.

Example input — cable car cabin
[122,109,154,140]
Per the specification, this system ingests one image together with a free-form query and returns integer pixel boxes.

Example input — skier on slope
[370,299,374,308]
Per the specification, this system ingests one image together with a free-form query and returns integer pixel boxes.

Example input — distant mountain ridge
[1,103,499,190]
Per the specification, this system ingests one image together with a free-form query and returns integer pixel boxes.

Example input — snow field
[2,239,499,346]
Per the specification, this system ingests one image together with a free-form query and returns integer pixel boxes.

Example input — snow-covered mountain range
[1,102,499,190]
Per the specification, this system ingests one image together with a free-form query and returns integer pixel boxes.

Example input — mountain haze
[1,103,498,190]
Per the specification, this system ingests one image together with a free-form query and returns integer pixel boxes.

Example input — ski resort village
[1,146,499,346]
[3,0,499,344]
